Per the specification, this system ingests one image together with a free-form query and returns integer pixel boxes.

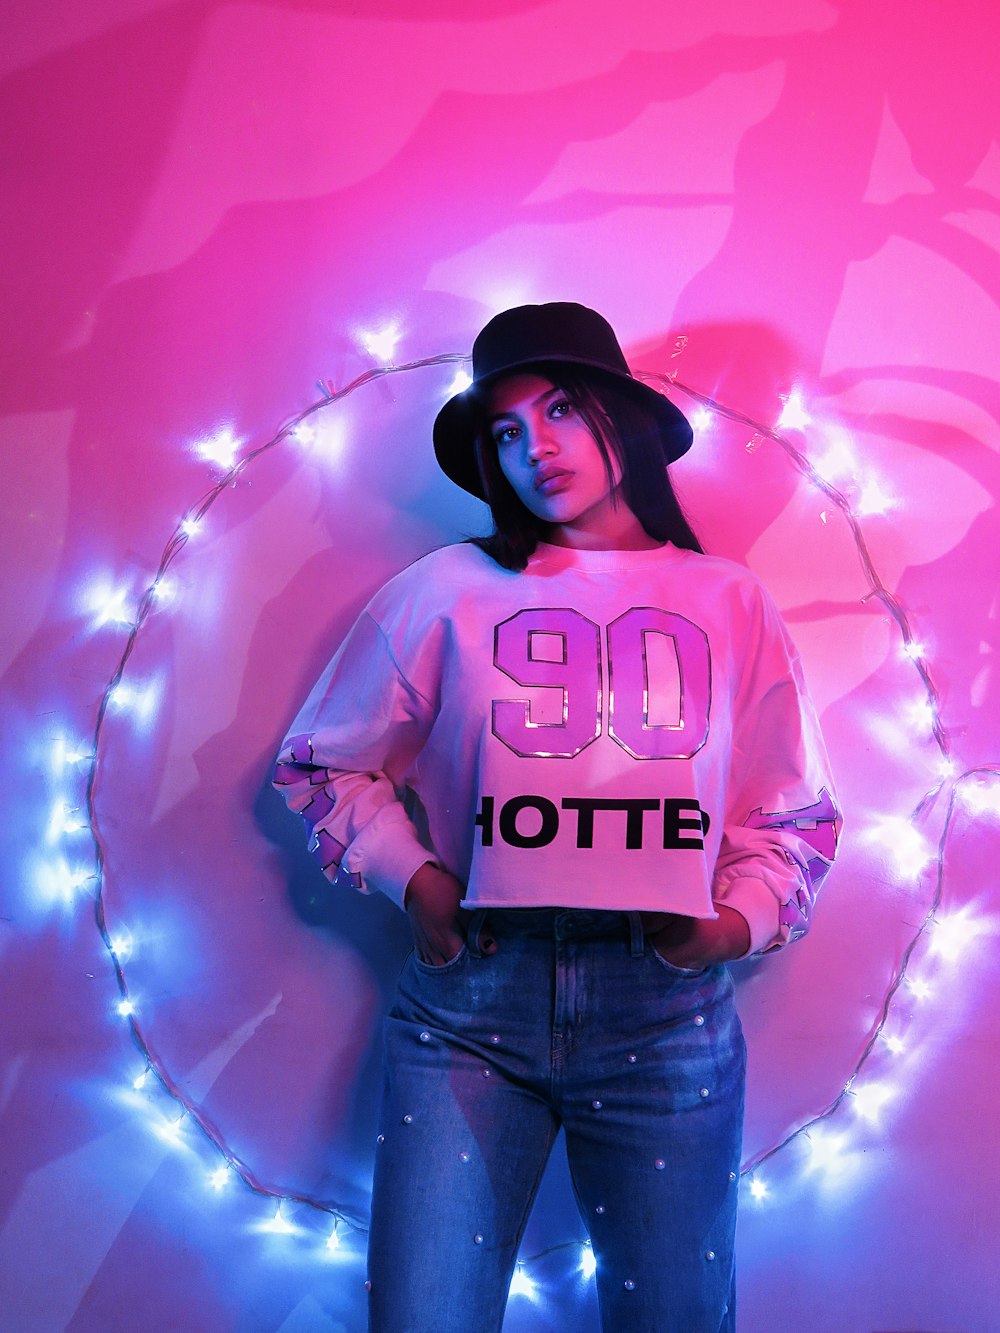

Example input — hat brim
[433,358,693,501]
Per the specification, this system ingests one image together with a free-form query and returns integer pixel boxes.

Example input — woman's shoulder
[385,539,492,584]
[681,549,771,598]
[365,540,497,612]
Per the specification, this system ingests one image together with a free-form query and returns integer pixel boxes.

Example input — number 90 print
[492,607,712,761]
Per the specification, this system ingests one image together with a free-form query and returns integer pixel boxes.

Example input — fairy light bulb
[805,1128,848,1173]
[83,579,134,628]
[749,1177,769,1201]
[108,683,136,709]
[776,390,810,431]
[930,912,976,961]
[883,1035,905,1055]
[117,998,135,1017]
[856,476,894,516]
[181,517,202,538]
[158,1114,186,1146]
[53,737,93,769]
[849,1081,893,1123]
[133,1068,150,1090]
[446,369,472,396]
[150,577,175,605]
[962,779,1000,819]
[811,429,857,482]
[326,1228,342,1252]
[263,1205,297,1235]
[47,801,87,840]
[908,977,933,1000]
[107,679,160,725]
[193,427,240,470]
[508,1266,537,1299]
[358,323,400,363]
[109,930,133,961]
[692,407,713,431]
[208,1166,230,1192]
[868,816,932,879]
[907,698,937,730]
[579,1244,596,1279]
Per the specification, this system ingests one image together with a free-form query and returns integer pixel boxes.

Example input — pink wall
[3,2,999,1329]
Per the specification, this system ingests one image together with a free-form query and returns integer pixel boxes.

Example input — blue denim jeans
[367,908,745,1333]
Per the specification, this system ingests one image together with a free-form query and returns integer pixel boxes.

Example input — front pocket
[650,947,708,978]
[411,943,469,974]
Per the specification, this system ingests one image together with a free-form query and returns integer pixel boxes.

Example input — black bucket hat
[432,301,693,500]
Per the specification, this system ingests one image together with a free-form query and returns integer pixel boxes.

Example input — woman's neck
[542,508,664,552]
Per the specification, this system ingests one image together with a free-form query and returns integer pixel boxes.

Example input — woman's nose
[527,421,556,460]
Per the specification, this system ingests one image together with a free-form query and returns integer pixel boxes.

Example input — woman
[273,302,841,1332]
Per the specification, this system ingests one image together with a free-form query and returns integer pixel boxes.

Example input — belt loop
[627,911,646,957]
[466,908,488,958]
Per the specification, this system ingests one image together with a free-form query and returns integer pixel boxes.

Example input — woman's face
[486,373,623,534]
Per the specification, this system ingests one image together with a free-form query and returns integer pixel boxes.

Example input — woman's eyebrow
[488,387,562,424]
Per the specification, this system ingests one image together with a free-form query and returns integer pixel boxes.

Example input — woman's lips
[536,470,571,493]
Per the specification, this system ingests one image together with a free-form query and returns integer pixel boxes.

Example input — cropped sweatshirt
[272,540,841,955]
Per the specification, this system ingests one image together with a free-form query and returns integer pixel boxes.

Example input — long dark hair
[461,362,704,571]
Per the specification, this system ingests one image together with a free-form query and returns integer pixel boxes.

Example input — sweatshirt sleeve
[271,608,439,910]
[712,584,842,955]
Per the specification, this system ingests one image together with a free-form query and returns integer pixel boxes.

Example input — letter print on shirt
[491,606,712,760]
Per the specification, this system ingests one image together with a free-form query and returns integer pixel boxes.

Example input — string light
[847,1080,894,1123]
[192,427,241,470]
[929,911,980,961]
[775,390,810,431]
[810,429,857,482]
[59,340,993,1279]
[961,778,1000,819]
[156,1113,188,1148]
[803,1128,851,1178]
[108,929,133,961]
[83,579,135,629]
[261,1205,299,1236]
[865,815,934,880]
[579,1242,597,1278]
[357,323,401,363]
[208,1166,231,1192]
[855,476,895,516]
[508,1265,538,1299]
[32,857,94,906]
[46,801,88,840]
[53,737,94,769]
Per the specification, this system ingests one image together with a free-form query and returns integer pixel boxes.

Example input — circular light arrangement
[44,328,997,1296]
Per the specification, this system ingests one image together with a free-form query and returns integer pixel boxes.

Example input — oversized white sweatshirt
[272,539,841,955]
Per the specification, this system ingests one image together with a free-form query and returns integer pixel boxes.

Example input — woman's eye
[549,398,573,419]
[493,424,519,446]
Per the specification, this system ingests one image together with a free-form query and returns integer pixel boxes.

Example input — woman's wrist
[647,904,751,966]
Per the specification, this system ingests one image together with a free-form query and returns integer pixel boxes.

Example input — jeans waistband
[467,908,648,957]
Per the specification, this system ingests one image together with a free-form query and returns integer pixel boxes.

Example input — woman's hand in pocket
[404,863,469,965]
[644,904,751,970]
